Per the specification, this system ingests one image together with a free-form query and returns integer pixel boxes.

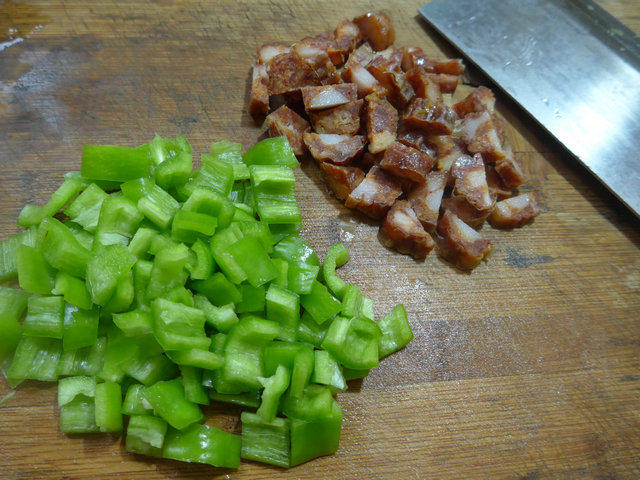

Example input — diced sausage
[353,11,395,51]
[301,83,357,111]
[249,64,270,116]
[303,132,366,165]
[436,210,492,270]
[401,46,465,75]
[486,166,512,199]
[309,99,363,135]
[494,145,525,188]
[427,134,467,178]
[404,97,457,135]
[428,73,460,94]
[341,56,387,98]
[453,86,496,118]
[267,52,321,95]
[367,48,403,79]
[456,110,507,163]
[345,165,402,218]
[319,162,365,201]
[405,67,443,105]
[450,154,494,211]
[366,50,412,107]
[293,37,341,85]
[380,141,434,183]
[331,19,363,65]
[441,196,491,228]
[350,43,378,67]
[407,171,446,231]
[258,42,292,64]
[379,200,436,259]
[366,97,398,153]
[488,192,541,228]
[358,151,383,171]
[265,105,310,156]
[397,128,437,157]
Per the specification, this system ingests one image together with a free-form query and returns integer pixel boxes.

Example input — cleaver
[419,0,640,219]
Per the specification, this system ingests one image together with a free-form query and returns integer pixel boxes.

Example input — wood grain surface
[1,1,639,479]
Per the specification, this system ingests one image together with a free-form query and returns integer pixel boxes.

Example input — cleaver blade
[419,0,640,219]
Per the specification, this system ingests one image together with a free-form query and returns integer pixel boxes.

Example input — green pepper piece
[125,351,179,386]
[289,345,314,399]
[145,243,190,301]
[7,336,61,386]
[184,152,235,198]
[180,365,209,405]
[234,220,274,253]
[143,378,203,430]
[126,414,169,457]
[121,177,180,230]
[58,375,96,406]
[102,270,134,314]
[220,316,280,392]
[272,235,320,294]
[191,272,241,306]
[59,395,100,433]
[23,295,65,339]
[112,309,153,337]
[52,271,93,310]
[211,140,249,180]
[209,224,247,284]
[171,210,217,244]
[312,350,346,392]
[322,242,350,299]
[236,284,266,314]
[281,384,333,421]
[271,258,289,288]
[300,281,342,325]
[209,391,261,409]
[162,286,194,307]
[229,182,246,204]
[151,298,210,352]
[133,259,153,309]
[289,400,342,466]
[98,328,140,383]
[321,316,382,370]
[81,144,152,182]
[342,367,370,381]
[65,183,108,233]
[296,311,330,348]
[249,165,301,226]
[162,423,241,468]
[56,337,106,377]
[187,239,215,280]
[378,304,413,358]
[242,137,298,168]
[94,196,144,247]
[166,349,224,371]
[262,341,305,377]
[256,364,290,423]
[265,284,299,342]
[65,221,94,251]
[17,244,56,295]
[0,227,37,282]
[0,287,29,370]
[240,412,290,468]
[193,296,238,333]
[122,384,154,415]
[95,381,123,432]
[17,174,84,227]
[182,187,235,230]
[63,308,99,351]
[128,227,157,259]
[228,236,277,288]
[37,217,91,279]
[341,283,364,318]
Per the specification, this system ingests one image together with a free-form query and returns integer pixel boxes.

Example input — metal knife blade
[419,0,640,218]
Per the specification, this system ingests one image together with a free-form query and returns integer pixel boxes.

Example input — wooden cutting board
[1,1,639,479]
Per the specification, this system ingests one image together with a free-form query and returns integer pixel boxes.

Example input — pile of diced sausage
[249,11,541,270]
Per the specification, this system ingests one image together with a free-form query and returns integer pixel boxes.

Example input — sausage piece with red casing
[249,65,270,116]
[319,163,366,201]
[303,132,366,165]
[427,134,467,180]
[456,110,508,163]
[345,165,403,219]
[330,19,363,65]
[293,37,341,85]
[257,43,292,64]
[429,73,460,94]
[341,55,387,98]
[380,141,434,183]
[301,84,357,111]
[397,128,437,157]
[453,86,496,118]
[494,144,526,189]
[488,192,541,228]
[265,105,310,156]
[407,170,447,231]
[486,166,512,199]
[366,97,398,153]
[440,196,492,228]
[401,46,465,75]
[405,67,443,105]
[309,99,363,135]
[353,11,395,51]
[404,97,457,135]
[379,200,436,259]
[450,154,494,211]
[267,52,321,95]
[437,210,492,270]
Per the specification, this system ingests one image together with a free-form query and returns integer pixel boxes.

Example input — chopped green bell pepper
[126,414,169,457]
[241,412,290,468]
[378,304,413,359]
[162,423,241,468]
[143,378,203,430]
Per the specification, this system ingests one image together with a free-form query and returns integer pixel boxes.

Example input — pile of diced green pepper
[0,135,414,469]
